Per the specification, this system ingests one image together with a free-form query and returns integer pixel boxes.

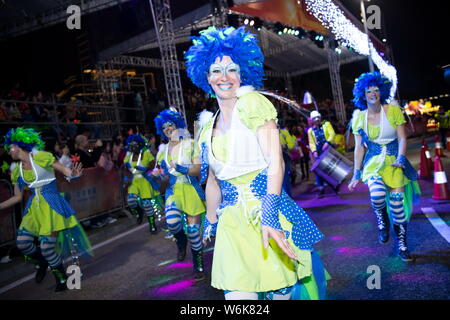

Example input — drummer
[307,110,336,197]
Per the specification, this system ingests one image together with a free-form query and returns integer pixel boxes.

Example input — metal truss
[0,0,132,40]
[104,55,185,70]
[325,37,347,123]
[149,0,186,119]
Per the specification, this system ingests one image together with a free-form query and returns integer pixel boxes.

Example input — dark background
[0,0,448,102]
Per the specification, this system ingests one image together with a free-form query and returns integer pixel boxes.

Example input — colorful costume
[124,134,163,233]
[186,26,329,300]
[307,111,336,195]
[4,128,91,292]
[351,72,420,261]
[154,109,206,277]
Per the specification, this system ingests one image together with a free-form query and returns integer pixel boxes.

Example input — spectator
[74,135,103,168]
[54,141,73,169]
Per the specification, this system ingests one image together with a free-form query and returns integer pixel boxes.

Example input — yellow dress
[124,150,161,200]
[12,151,78,236]
[157,140,206,216]
[197,91,329,298]
[352,105,409,188]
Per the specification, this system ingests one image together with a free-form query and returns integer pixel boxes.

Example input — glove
[351,168,362,182]
[261,193,284,233]
[392,154,406,168]
[175,164,189,175]
[203,216,218,241]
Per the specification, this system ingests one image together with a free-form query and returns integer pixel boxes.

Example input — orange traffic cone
[419,139,432,179]
[432,155,450,201]
[435,136,444,157]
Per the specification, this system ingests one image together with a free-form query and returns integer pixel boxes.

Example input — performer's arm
[308,128,318,158]
[348,134,365,192]
[257,120,284,195]
[205,167,220,223]
[392,124,407,168]
[257,120,296,260]
[52,161,83,180]
[0,184,23,210]
[202,167,221,244]
[325,122,336,146]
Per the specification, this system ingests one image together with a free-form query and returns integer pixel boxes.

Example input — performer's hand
[348,179,361,192]
[151,168,161,177]
[262,225,297,260]
[322,143,329,152]
[72,162,84,178]
[313,151,319,159]
[391,162,405,169]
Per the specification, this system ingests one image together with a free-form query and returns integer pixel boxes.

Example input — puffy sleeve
[389,105,406,128]
[141,150,154,167]
[194,116,214,159]
[33,151,56,169]
[352,110,365,135]
[236,91,278,131]
[10,163,20,185]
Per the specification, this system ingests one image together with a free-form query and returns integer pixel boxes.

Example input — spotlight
[249,20,254,26]
[244,18,249,25]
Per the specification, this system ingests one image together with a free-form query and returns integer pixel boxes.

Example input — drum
[311,147,353,189]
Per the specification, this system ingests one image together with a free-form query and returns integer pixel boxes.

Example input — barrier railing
[0,179,16,248]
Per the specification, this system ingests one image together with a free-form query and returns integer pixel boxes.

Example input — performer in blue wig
[187,26,329,300]
[0,127,92,292]
[348,72,420,262]
[154,108,207,280]
[123,134,163,233]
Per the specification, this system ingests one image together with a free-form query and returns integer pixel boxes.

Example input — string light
[304,0,398,101]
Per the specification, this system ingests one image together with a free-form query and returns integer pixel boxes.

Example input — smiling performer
[154,109,207,280]
[0,127,92,292]
[348,72,420,262]
[186,26,329,300]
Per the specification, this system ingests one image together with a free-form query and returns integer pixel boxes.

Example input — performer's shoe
[192,249,205,281]
[393,224,414,262]
[136,209,144,225]
[374,208,390,244]
[147,215,157,234]
[26,248,49,284]
[51,264,68,292]
[318,186,325,198]
[173,230,188,261]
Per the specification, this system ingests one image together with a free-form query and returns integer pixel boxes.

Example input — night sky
[0,0,448,102]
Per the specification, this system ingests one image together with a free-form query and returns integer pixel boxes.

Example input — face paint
[365,86,381,105]
[208,62,241,83]
[207,56,241,100]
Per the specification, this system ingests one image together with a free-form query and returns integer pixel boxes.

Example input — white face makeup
[365,86,381,105]
[207,56,241,100]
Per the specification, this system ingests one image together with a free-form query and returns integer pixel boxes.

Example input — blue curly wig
[125,134,148,152]
[154,109,187,140]
[4,127,45,152]
[352,72,393,110]
[185,26,265,95]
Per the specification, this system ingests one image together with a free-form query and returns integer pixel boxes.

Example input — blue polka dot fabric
[21,180,76,218]
[217,169,324,251]
[261,193,285,234]
[161,160,205,201]
[358,129,418,181]
[217,179,238,210]
[200,142,209,184]
[250,170,324,250]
